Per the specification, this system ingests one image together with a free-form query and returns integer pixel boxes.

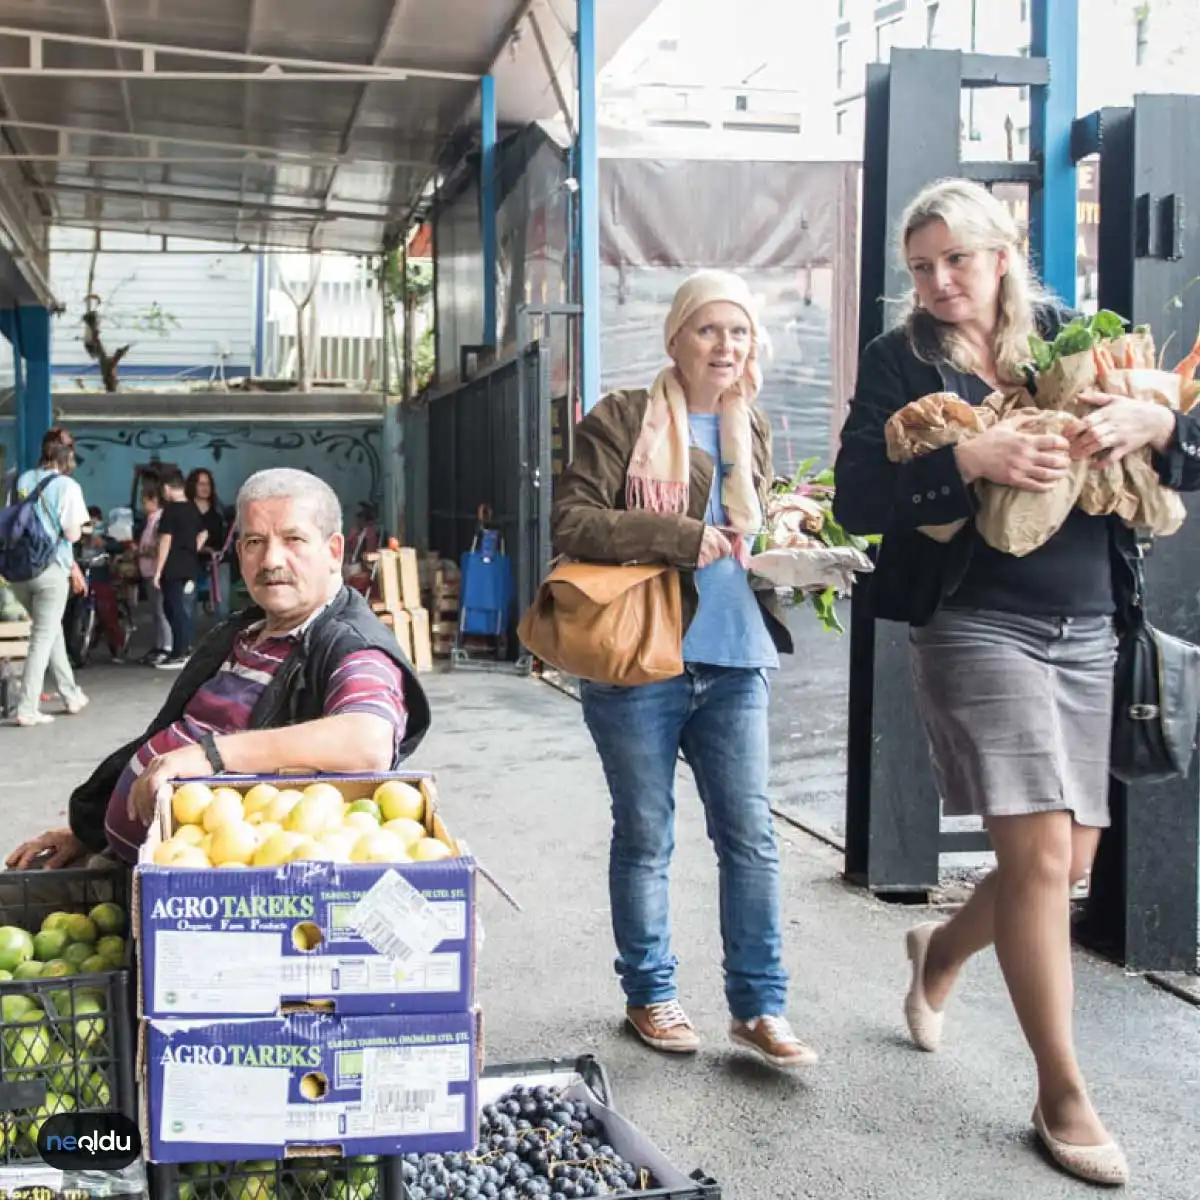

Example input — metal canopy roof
[0,0,659,300]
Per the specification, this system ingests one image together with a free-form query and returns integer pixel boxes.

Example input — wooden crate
[409,607,433,673]
[0,620,31,717]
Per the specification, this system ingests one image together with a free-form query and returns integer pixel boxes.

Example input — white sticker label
[153,932,282,1013]
[356,1045,468,1136]
[160,1063,289,1143]
[348,870,445,964]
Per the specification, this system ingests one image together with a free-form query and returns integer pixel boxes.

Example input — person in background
[154,469,207,670]
[137,479,171,665]
[7,428,89,725]
[187,468,231,617]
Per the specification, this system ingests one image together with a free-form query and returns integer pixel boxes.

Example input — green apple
[0,925,35,972]
[63,942,94,968]
[12,960,44,981]
[33,928,70,962]
[3,1010,53,1070]
[96,935,125,965]
[88,903,126,936]
[62,914,98,945]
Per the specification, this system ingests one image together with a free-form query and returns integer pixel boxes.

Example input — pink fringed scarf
[625,271,764,564]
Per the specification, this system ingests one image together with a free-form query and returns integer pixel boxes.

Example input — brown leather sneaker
[626,1000,701,1053]
[730,1015,819,1069]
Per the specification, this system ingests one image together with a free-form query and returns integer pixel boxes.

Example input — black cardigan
[832,315,1200,627]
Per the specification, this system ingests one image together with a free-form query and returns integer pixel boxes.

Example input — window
[1135,8,1149,66]
[1017,125,1029,147]
[1020,0,1028,20]
[925,2,939,47]
[735,94,748,112]
[1018,44,1029,101]
[836,108,847,135]
[875,17,902,61]
[837,38,848,89]
[838,0,847,17]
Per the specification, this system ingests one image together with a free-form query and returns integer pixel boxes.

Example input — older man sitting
[9,467,430,868]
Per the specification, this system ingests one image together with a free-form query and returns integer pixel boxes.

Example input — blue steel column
[18,307,52,472]
[1029,0,1079,304]
[576,0,600,413]
[481,73,498,347]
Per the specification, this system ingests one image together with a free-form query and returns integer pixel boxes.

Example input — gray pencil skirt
[909,608,1119,828]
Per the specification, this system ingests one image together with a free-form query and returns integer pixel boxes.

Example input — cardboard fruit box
[141,1007,480,1163]
[134,772,477,1019]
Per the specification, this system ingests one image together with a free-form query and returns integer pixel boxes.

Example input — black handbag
[1110,546,1200,785]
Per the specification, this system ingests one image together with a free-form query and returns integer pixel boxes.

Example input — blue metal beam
[1029,0,1079,304]
[577,0,600,413]
[17,307,52,473]
[481,73,498,347]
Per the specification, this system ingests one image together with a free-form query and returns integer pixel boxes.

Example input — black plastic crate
[0,867,137,1165]
[148,1154,404,1200]
[401,1055,720,1200]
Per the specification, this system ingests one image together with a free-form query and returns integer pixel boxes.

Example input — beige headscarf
[626,271,764,559]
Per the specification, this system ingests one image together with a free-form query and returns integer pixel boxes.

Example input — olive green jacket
[550,388,794,655]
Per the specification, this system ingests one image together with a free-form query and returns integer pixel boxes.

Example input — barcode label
[348,870,444,964]
[376,1087,438,1114]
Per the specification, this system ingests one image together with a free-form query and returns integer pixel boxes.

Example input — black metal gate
[1076,95,1200,971]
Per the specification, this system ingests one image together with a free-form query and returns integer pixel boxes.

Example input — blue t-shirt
[16,468,86,572]
[680,413,779,671]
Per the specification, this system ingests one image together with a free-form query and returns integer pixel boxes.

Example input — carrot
[1173,328,1200,380]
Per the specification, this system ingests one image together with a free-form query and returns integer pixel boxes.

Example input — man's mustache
[256,571,296,586]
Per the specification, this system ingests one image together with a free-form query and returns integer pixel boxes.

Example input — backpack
[0,474,61,583]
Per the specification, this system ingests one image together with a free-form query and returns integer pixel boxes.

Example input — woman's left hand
[1068,391,1177,466]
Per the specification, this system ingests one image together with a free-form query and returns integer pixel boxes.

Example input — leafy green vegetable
[759,461,879,635]
[1027,309,1130,372]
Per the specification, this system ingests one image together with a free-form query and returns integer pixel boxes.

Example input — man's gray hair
[236,468,343,538]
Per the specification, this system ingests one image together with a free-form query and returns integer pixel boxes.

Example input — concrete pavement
[2,658,1198,1200]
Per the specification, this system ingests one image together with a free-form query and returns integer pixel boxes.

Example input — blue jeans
[581,665,787,1021]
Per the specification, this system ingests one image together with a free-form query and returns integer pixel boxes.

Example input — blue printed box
[134,772,477,1018]
[142,1009,479,1162]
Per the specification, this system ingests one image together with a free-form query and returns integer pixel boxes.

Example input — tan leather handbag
[517,561,684,686]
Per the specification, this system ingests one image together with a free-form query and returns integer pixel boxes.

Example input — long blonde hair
[897,178,1050,384]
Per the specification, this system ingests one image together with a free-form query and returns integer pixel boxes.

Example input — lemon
[209,821,260,867]
[203,790,245,832]
[174,824,206,846]
[343,811,382,835]
[350,831,410,864]
[374,780,424,823]
[286,795,341,837]
[381,818,426,848]
[242,783,280,817]
[171,782,215,826]
[410,837,454,862]
[253,831,306,867]
[265,789,304,825]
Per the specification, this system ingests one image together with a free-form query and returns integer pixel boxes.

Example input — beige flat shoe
[904,922,945,1052]
[1032,1107,1129,1187]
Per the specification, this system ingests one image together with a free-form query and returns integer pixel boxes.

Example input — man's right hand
[6,829,87,871]
[955,416,1075,492]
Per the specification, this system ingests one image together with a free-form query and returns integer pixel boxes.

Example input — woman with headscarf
[551,270,814,1070]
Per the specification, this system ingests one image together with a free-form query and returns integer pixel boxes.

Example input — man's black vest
[69,586,431,850]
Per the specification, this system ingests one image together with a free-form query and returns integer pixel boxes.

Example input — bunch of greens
[755,457,879,635]
[1026,309,1141,372]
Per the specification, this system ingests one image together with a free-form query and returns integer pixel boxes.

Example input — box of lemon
[134,772,477,1019]
[142,1007,480,1162]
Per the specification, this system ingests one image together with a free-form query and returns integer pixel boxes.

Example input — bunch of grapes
[401,1083,652,1200]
